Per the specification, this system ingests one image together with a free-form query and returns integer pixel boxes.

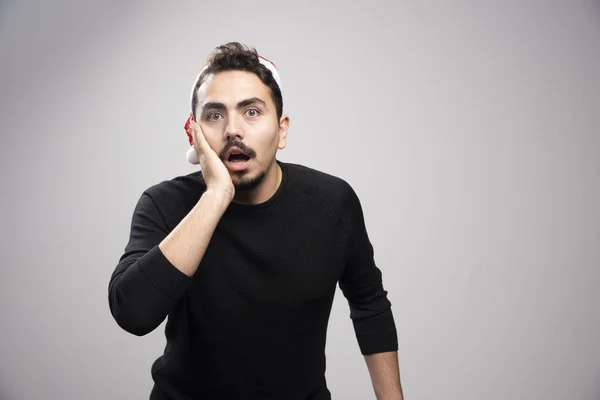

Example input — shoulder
[138,171,206,226]
[143,170,206,200]
[282,161,357,205]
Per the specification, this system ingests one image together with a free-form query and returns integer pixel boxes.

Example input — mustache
[219,140,256,160]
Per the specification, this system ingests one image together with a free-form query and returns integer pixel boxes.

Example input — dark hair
[191,42,283,121]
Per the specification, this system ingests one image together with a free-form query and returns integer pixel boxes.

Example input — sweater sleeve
[108,191,192,336]
[338,184,398,355]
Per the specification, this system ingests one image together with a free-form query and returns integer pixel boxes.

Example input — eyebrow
[201,97,267,113]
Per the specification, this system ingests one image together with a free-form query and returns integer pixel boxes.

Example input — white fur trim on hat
[186,145,199,165]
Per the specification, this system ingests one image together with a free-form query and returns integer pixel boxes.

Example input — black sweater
[108,161,398,400]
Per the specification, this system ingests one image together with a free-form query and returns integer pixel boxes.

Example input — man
[108,42,404,400]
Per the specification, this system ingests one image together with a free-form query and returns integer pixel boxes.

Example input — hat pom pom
[186,146,199,165]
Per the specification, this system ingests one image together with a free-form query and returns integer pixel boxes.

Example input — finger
[191,121,209,154]
[192,123,218,169]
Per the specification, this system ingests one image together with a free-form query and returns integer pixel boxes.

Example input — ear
[184,113,195,145]
[277,114,290,150]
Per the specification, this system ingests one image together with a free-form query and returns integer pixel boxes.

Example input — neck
[232,161,282,205]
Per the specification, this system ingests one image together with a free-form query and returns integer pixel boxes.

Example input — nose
[224,114,244,141]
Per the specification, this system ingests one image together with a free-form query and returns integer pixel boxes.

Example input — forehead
[196,70,272,107]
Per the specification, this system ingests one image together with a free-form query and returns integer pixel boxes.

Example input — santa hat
[184,55,282,165]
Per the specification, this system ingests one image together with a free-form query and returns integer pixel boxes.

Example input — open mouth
[225,147,252,166]
[228,152,251,163]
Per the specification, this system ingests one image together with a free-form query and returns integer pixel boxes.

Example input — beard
[218,139,265,191]
[231,170,266,191]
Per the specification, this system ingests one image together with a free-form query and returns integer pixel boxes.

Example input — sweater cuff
[353,308,399,355]
[138,245,192,300]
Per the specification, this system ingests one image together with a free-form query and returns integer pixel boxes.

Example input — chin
[232,170,266,191]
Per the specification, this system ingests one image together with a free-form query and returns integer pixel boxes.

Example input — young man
[108,42,404,400]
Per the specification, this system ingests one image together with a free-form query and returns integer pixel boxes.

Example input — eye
[245,108,261,117]
[207,113,223,121]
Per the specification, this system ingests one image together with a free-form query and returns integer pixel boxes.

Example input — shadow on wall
[0,389,13,400]
[0,377,16,400]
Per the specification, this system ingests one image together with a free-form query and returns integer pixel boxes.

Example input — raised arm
[108,188,231,336]
[108,120,234,336]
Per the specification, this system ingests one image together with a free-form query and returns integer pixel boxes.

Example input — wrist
[376,391,403,400]
[203,188,234,209]
[376,394,403,400]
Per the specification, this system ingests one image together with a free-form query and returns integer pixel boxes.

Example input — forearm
[364,351,403,400]
[159,188,231,276]
[109,188,231,336]
[109,246,190,335]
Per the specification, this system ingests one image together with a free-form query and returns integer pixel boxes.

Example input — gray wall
[1,1,599,399]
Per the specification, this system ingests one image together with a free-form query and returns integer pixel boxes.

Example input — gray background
[1,1,599,399]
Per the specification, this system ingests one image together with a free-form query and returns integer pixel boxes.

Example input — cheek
[200,124,225,148]
[256,131,282,157]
